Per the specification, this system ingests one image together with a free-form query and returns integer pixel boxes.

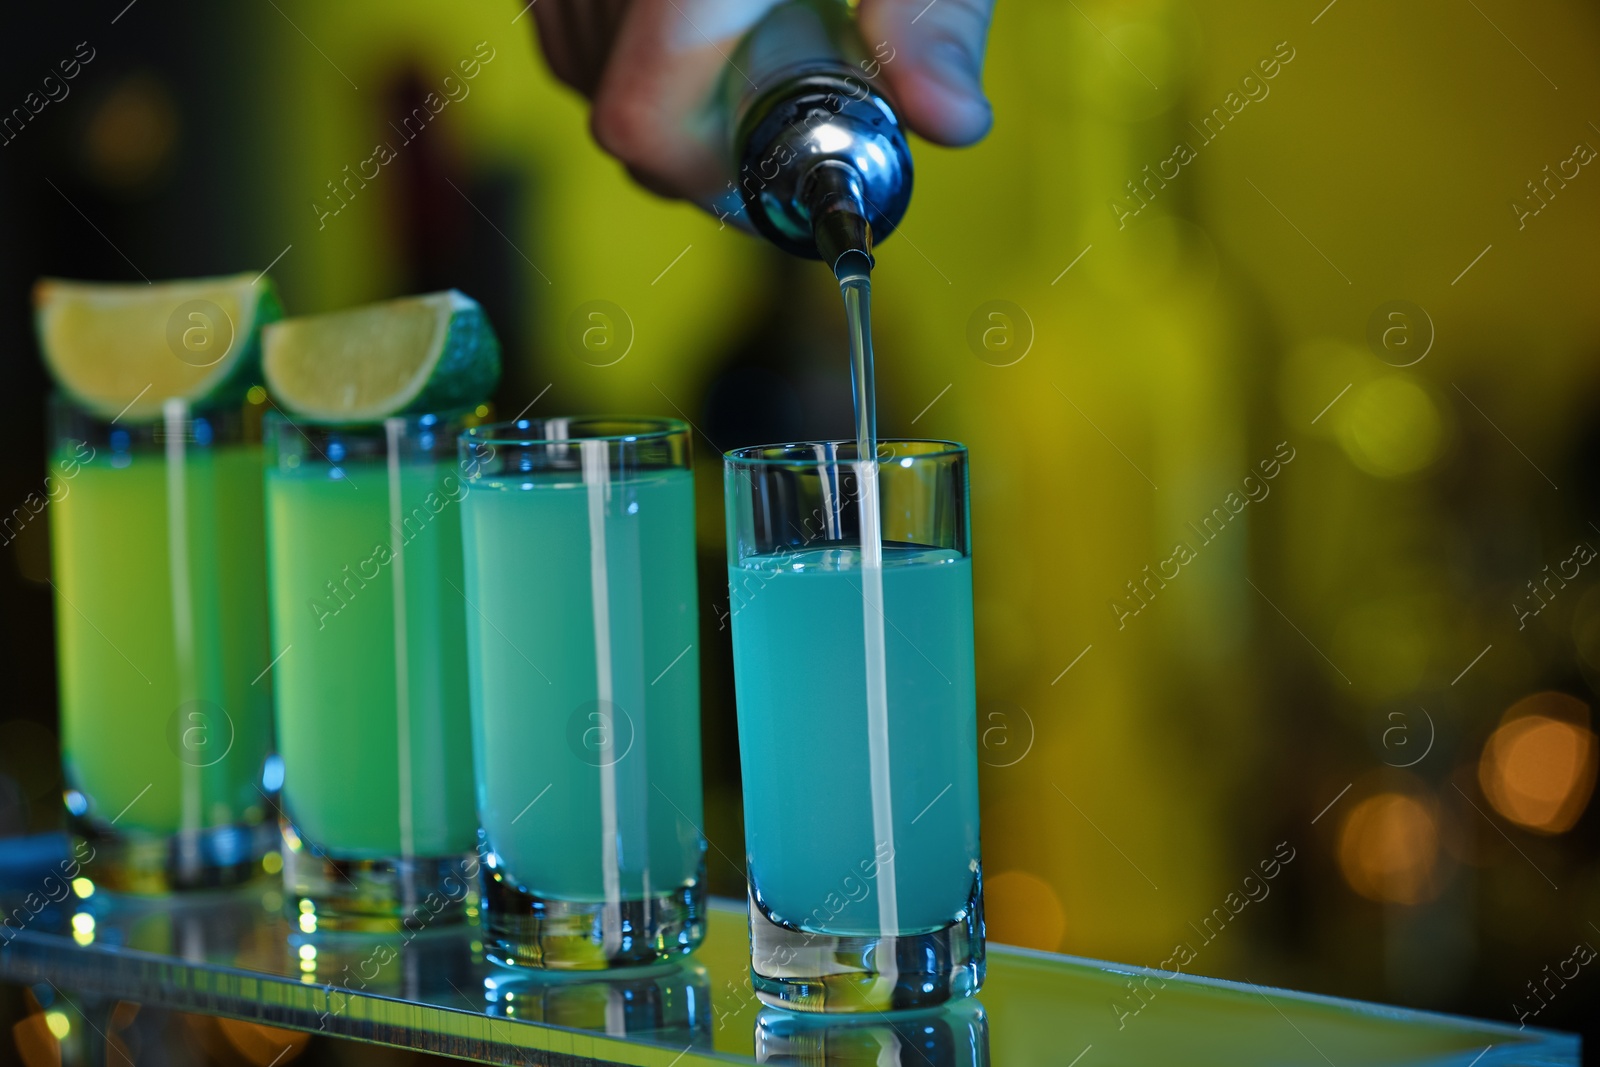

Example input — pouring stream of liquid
[841,271,899,949]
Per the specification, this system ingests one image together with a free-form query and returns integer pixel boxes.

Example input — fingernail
[923,37,992,137]
[926,37,983,95]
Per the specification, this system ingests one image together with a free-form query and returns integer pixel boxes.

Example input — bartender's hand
[531,0,996,201]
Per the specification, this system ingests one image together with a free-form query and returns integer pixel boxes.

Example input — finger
[590,0,776,199]
[531,2,585,94]
[858,0,996,146]
[532,0,631,98]
[575,0,632,95]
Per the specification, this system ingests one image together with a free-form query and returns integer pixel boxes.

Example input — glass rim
[460,415,688,447]
[262,406,477,432]
[49,389,254,430]
[723,438,967,466]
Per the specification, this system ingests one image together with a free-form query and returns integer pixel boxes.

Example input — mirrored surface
[0,834,1579,1066]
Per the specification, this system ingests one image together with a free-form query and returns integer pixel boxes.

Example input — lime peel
[262,290,500,423]
[34,273,282,422]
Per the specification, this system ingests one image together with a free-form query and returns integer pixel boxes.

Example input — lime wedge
[34,273,283,422]
[262,290,500,423]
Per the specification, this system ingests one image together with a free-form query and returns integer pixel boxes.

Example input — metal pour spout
[806,160,874,281]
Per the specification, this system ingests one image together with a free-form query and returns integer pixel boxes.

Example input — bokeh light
[1336,375,1447,479]
[984,869,1066,951]
[82,74,179,191]
[1479,692,1597,835]
[70,911,94,946]
[1337,792,1443,906]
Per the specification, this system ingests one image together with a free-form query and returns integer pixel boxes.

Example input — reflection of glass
[289,928,478,1010]
[725,441,983,1012]
[485,961,714,1047]
[458,418,706,970]
[264,412,479,930]
[756,1000,989,1067]
[50,397,274,892]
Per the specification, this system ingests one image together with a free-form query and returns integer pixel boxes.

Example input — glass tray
[0,834,1578,1066]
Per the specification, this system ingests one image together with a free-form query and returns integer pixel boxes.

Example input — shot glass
[49,395,276,892]
[264,412,480,931]
[458,417,707,969]
[724,440,984,1012]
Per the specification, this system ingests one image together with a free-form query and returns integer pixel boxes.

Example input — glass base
[484,960,715,1045]
[71,815,274,894]
[749,871,985,1014]
[480,864,706,970]
[755,999,990,1065]
[281,823,476,934]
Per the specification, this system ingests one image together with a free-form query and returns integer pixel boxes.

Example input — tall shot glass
[49,396,276,892]
[264,412,480,931]
[724,440,983,1012]
[458,417,707,969]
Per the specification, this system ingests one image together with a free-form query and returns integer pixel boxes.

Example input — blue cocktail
[725,440,984,1013]
[459,417,706,969]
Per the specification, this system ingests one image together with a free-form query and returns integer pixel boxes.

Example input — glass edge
[262,406,481,433]
[0,929,750,1067]
[459,415,690,448]
[47,389,255,425]
[722,438,968,466]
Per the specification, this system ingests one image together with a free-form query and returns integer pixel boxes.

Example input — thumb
[858,0,996,147]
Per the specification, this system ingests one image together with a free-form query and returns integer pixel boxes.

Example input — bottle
[710,0,913,277]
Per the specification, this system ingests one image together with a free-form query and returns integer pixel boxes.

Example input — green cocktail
[50,399,275,891]
[264,412,479,930]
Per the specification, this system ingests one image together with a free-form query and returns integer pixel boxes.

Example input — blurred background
[2,0,1599,1060]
